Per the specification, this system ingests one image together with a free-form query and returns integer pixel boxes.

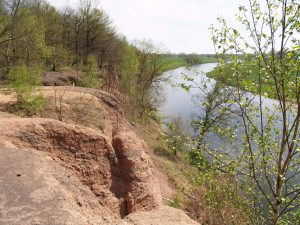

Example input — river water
[159,63,217,125]
[158,63,295,150]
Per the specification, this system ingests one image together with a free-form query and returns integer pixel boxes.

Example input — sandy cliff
[0,87,199,225]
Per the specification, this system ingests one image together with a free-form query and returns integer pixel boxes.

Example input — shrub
[8,65,44,115]
[80,55,102,88]
[171,194,182,208]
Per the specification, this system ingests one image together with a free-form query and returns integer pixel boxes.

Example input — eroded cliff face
[0,88,199,225]
[0,118,162,218]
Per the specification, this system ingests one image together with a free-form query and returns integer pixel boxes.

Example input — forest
[0,0,218,119]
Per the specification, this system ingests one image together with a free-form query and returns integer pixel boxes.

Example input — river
[159,63,217,125]
[158,63,296,150]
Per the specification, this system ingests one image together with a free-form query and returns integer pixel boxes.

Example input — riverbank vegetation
[181,0,300,224]
[140,119,250,225]
[207,58,295,100]
[161,54,218,72]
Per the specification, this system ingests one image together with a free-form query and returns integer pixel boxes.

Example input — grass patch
[150,145,250,224]
[161,56,188,72]
[207,61,278,99]
[134,119,251,224]
[6,94,44,117]
[161,55,219,73]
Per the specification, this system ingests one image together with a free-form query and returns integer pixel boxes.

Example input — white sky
[48,0,245,53]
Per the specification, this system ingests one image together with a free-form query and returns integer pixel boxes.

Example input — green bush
[80,55,101,88]
[8,65,41,102]
[171,194,182,208]
[8,65,44,115]
[188,148,209,171]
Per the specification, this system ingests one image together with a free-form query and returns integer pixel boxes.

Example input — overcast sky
[48,0,245,54]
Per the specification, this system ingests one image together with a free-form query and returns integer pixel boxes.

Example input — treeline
[164,54,219,66]
[0,0,123,76]
[0,0,166,118]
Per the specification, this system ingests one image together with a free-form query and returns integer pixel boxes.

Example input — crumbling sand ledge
[0,88,199,225]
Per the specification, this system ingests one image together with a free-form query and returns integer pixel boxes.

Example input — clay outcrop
[0,88,199,225]
[0,118,162,218]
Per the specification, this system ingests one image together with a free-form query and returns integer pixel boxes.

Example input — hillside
[0,87,199,225]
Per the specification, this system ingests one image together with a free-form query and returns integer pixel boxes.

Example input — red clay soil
[0,88,199,225]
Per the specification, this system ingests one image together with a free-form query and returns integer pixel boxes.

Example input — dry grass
[40,88,107,131]
[0,87,108,132]
[131,120,250,225]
